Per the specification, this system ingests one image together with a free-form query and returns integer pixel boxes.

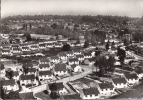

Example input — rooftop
[20,74,35,80]
[54,64,66,71]
[82,87,99,96]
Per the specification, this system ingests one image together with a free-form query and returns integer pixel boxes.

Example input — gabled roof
[58,52,67,57]
[39,58,50,63]
[11,44,19,47]
[39,43,46,46]
[22,47,29,49]
[20,74,35,80]
[112,77,127,84]
[99,82,114,90]
[65,51,73,55]
[19,92,34,99]
[62,94,81,99]
[39,64,50,69]
[2,79,15,86]
[28,68,36,73]
[2,50,11,52]
[12,48,21,51]
[73,49,82,53]
[39,71,52,76]
[82,88,99,96]
[84,52,92,56]
[69,58,78,62]
[54,64,66,71]
[76,54,84,58]
[31,45,38,48]
[125,73,138,80]
[49,56,59,60]
[46,43,54,45]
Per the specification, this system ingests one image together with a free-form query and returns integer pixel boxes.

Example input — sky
[1,0,143,18]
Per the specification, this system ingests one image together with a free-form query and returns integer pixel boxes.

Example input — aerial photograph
[0,0,143,99]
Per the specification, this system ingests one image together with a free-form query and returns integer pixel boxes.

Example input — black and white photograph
[1,0,143,99]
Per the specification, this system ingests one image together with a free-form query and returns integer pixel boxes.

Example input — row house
[39,64,52,71]
[46,43,54,48]
[20,74,38,86]
[12,48,21,54]
[73,50,82,55]
[112,77,128,89]
[19,43,29,48]
[39,43,46,49]
[49,56,60,64]
[61,94,81,99]
[54,64,68,76]
[54,43,63,48]
[30,45,39,50]
[21,47,30,52]
[11,44,20,49]
[58,52,67,63]
[1,50,12,56]
[39,71,53,81]
[97,82,115,97]
[68,58,79,65]
[27,68,37,75]
[39,58,50,64]
[1,79,19,91]
[65,51,74,57]
[80,88,100,99]
[124,73,139,86]
[2,46,10,50]
[76,54,84,62]
[84,53,92,59]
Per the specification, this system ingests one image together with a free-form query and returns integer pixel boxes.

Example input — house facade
[20,74,38,86]
[112,77,128,89]
[39,71,53,81]
[80,88,100,99]
[54,64,68,76]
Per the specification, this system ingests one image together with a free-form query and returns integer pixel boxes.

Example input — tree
[117,47,126,64]
[112,41,115,48]
[83,41,89,48]
[51,23,57,29]
[22,64,29,75]
[124,39,127,46]
[5,69,13,79]
[49,83,59,99]
[7,91,20,99]
[108,56,115,68]
[29,23,32,29]
[62,44,71,51]
[105,41,109,50]
[25,33,32,41]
